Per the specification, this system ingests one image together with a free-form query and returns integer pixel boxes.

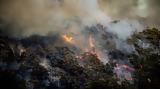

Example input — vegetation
[128,28,160,89]
[0,28,160,89]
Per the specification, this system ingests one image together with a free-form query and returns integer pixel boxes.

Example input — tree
[128,28,160,89]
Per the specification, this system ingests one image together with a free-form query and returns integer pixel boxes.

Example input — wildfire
[62,34,73,43]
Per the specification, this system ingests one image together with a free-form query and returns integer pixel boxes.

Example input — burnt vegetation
[0,27,160,89]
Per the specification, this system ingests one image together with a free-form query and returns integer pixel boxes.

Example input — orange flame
[62,34,73,43]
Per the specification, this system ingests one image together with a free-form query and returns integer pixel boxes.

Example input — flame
[115,64,135,72]
[89,35,95,48]
[62,34,73,43]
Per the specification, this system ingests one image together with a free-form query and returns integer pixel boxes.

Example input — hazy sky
[0,0,159,37]
[99,0,160,28]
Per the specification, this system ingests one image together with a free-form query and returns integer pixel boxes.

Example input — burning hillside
[0,23,143,88]
[0,24,160,89]
[0,0,160,89]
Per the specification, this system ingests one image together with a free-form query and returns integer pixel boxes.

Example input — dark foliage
[0,28,159,89]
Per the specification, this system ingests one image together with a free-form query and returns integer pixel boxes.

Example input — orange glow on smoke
[89,35,95,48]
[62,34,73,43]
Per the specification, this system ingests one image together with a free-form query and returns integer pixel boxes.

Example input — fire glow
[62,34,73,43]
[89,35,95,48]
[114,64,135,81]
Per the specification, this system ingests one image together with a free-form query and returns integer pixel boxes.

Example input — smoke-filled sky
[0,0,159,37]
[99,0,160,27]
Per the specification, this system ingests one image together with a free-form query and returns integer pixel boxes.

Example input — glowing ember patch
[62,34,73,43]
[126,77,133,81]
[122,65,135,71]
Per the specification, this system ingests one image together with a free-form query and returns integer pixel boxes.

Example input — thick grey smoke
[0,0,159,38]
[0,0,110,37]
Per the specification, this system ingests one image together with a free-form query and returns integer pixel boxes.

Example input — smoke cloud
[0,0,159,38]
[99,0,160,28]
[0,0,110,37]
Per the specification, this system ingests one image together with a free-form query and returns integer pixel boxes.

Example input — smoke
[99,0,160,28]
[0,0,146,54]
[0,0,149,38]
[0,0,151,82]
[0,0,111,37]
[0,0,156,54]
[107,20,143,40]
